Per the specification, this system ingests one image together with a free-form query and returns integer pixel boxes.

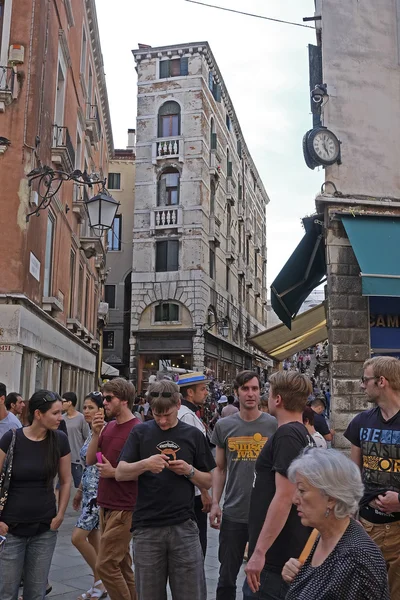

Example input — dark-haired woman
[0,390,71,600]
[72,392,107,600]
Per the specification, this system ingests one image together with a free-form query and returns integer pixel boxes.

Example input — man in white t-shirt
[0,382,22,441]
[178,371,212,556]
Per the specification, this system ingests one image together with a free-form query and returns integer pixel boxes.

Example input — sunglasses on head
[43,392,61,403]
[149,391,173,398]
[88,391,103,400]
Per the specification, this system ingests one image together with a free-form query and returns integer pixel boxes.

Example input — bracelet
[184,465,195,479]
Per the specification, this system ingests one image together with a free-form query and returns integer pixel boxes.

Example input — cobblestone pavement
[48,500,245,600]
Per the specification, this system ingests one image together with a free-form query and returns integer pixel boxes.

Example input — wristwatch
[184,465,195,479]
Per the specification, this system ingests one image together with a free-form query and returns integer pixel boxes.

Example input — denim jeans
[132,519,206,600]
[0,529,57,600]
[242,568,289,600]
[71,463,83,488]
[216,517,248,600]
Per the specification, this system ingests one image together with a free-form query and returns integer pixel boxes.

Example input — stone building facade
[0,0,113,400]
[312,0,400,448]
[103,131,136,379]
[130,42,270,391]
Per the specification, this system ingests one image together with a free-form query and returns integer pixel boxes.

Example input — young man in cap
[117,379,215,600]
[178,372,212,555]
[210,371,277,600]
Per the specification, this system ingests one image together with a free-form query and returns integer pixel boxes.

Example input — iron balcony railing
[0,66,15,92]
[52,125,75,169]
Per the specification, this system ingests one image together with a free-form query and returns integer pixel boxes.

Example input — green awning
[271,216,326,329]
[342,216,400,296]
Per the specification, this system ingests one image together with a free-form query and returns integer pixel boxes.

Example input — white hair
[288,448,364,519]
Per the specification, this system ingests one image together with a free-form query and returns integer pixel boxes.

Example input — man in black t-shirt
[117,379,216,600]
[244,371,314,600]
[344,356,400,599]
[309,396,333,442]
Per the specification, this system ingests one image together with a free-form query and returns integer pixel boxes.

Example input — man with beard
[86,378,139,600]
[345,356,400,599]
[210,371,277,600]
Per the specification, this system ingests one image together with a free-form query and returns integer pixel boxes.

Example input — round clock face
[311,130,340,163]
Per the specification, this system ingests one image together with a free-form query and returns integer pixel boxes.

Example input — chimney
[127,128,136,149]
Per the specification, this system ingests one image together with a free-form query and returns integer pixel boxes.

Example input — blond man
[345,356,400,598]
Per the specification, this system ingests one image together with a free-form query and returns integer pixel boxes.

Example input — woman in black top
[0,390,71,600]
[282,448,389,600]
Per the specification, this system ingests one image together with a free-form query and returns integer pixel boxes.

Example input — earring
[325,508,330,518]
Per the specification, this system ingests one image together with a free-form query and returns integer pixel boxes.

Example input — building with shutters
[102,131,136,379]
[0,0,112,400]
[130,42,270,391]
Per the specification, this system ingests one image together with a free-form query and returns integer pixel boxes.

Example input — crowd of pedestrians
[0,355,398,599]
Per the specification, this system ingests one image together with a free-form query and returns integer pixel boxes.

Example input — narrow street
[48,500,245,600]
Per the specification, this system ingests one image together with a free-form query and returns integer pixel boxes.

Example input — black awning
[271,215,326,329]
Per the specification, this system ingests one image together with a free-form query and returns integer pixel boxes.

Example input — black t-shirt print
[0,428,70,531]
[248,422,314,572]
[344,406,400,523]
[119,419,216,528]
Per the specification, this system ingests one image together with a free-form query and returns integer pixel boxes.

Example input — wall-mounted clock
[306,127,341,166]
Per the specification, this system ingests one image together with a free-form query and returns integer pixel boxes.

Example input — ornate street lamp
[85,191,120,234]
[26,166,119,232]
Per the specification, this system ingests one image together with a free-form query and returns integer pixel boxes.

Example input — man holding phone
[86,378,140,600]
[116,379,216,600]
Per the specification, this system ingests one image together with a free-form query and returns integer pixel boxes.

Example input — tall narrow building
[130,42,270,391]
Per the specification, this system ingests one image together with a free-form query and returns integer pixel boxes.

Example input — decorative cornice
[59,29,72,68]
[132,42,269,205]
[85,0,114,157]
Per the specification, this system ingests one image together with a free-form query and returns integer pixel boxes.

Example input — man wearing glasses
[345,356,400,598]
[116,379,216,600]
[86,378,139,600]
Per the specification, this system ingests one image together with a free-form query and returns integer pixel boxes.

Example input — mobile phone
[96,452,103,464]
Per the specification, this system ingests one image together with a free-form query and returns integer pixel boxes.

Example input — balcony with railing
[85,104,101,144]
[0,66,18,112]
[150,205,183,234]
[152,137,183,164]
[51,125,75,171]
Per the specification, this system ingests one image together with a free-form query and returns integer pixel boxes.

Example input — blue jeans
[0,529,57,600]
[71,463,83,488]
[132,519,206,600]
[242,568,289,600]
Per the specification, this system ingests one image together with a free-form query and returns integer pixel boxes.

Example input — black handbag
[0,428,17,519]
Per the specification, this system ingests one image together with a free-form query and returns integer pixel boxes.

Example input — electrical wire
[183,0,314,29]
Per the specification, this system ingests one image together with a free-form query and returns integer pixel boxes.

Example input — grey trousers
[132,519,206,600]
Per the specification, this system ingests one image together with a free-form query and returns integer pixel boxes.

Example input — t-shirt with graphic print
[120,419,216,528]
[211,412,277,523]
[344,406,400,523]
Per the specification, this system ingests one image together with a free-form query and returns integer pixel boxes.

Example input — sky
[96,0,323,286]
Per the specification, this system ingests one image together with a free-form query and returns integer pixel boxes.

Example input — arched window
[158,101,181,138]
[157,167,180,206]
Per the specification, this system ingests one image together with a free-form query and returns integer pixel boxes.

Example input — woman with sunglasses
[0,390,71,600]
[72,392,107,600]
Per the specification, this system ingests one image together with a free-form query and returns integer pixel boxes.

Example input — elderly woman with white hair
[282,448,389,600]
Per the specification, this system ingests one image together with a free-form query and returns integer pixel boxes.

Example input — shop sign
[370,297,400,352]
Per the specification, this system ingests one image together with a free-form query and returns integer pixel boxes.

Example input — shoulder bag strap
[0,428,17,518]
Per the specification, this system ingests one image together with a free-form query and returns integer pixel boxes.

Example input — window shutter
[180,56,189,76]
[215,84,222,103]
[211,132,217,150]
[156,241,168,272]
[227,161,233,177]
[167,240,179,271]
[209,71,214,91]
[160,60,170,79]
[237,139,242,158]
[157,178,167,206]
[238,183,242,200]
